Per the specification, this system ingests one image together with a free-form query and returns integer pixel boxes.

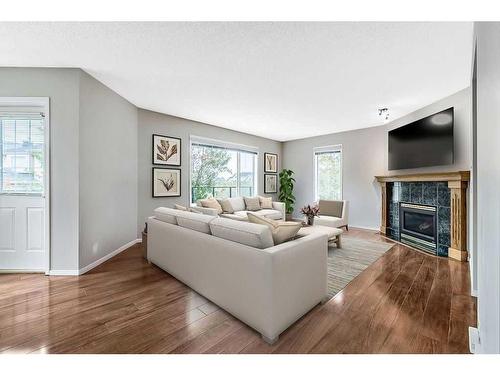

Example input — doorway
[0,97,50,273]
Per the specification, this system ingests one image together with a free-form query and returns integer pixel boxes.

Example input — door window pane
[1,116,44,194]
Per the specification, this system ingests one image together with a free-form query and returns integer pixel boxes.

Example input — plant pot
[285,213,293,221]
[307,216,315,226]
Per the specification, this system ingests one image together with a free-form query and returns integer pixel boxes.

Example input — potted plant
[279,169,296,221]
[300,204,320,226]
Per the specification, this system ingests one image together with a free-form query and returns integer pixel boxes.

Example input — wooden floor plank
[0,228,476,354]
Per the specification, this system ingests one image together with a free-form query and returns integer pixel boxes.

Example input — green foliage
[279,169,296,214]
[191,145,233,202]
[317,152,342,200]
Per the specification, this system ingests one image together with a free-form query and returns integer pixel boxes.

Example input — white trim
[351,225,379,231]
[48,269,79,276]
[190,135,259,154]
[0,97,50,275]
[78,238,141,275]
[0,269,45,274]
[471,288,478,297]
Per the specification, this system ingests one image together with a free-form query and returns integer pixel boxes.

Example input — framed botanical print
[152,167,181,197]
[264,152,278,173]
[152,134,181,166]
[264,174,278,194]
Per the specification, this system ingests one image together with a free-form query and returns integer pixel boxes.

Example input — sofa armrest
[190,205,219,216]
[272,201,286,221]
[264,233,328,339]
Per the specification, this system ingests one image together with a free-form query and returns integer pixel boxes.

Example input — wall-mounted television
[388,107,454,170]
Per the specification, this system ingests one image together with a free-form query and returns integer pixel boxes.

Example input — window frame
[0,112,46,195]
[189,135,259,204]
[313,144,343,202]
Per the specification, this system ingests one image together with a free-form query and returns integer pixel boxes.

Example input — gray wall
[78,72,138,269]
[283,87,471,229]
[0,68,80,271]
[475,22,500,354]
[137,109,282,235]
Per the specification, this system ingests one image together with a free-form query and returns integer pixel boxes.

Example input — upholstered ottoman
[297,225,343,248]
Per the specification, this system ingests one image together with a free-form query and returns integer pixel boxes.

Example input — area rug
[326,237,395,299]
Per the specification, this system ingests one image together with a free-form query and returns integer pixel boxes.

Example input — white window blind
[0,112,45,194]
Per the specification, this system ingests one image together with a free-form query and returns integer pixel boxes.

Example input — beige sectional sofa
[148,207,328,344]
[192,196,285,221]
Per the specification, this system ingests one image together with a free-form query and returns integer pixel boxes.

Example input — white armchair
[314,200,349,230]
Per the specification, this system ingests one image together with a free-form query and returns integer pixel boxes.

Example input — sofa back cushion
[154,207,178,225]
[217,198,235,214]
[244,196,261,211]
[227,196,245,212]
[199,197,223,214]
[258,196,273,209]
[175,210,216,234]
[209,217,274,249]
[318,200,344,218]
[247,213,301,245]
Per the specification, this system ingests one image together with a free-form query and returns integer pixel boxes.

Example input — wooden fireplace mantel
[375,171,470,262]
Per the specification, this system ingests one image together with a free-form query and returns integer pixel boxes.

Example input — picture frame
[152,167,181,197]
[264,174,278,194]
[152,134,181,166]
[264,152,278,173]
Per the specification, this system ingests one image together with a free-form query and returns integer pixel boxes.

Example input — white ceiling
[0,22,473,141]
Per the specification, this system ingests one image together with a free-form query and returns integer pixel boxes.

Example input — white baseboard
[78,238,141,275]
[48,269,79,276]
[352,225,379,231]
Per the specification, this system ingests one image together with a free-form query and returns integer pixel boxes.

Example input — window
[190,137,257,203]
[0,113,45,194]
[314,145,342,201]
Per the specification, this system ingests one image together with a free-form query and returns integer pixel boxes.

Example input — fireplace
[399,203,437,254]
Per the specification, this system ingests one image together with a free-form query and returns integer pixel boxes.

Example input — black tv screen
[388,107,454,170]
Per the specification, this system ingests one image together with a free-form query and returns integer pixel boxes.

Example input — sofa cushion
[244,196,261,211]
[234,209,282,220]
[247,213,301,245]
[226,197,245,212]
[174,204,188,211]
[258,196,273,209]
[220,213,248,221]
[318,200,343,218]
[199,197,223,214]
[256,209,283,220]
[315,215,344,228]
[217,198,235,214]
[153,207,178,225]
[174,210,216,234]
[209,217,274,249]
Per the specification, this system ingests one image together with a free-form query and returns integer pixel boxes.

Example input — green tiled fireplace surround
[387,182,450,257]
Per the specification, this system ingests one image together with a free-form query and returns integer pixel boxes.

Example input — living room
[1,2,500,371]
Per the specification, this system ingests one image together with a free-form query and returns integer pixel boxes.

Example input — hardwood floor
[0,228,476,354]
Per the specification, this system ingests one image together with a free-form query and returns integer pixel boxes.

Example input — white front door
[0,107,48,272]
[0,195,45,270]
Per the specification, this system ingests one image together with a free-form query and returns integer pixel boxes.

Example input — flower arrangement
[300,204,320,225]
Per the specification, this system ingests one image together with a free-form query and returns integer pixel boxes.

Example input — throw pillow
[258,196,273,209]
[174,204,188,211]
[247,212,301,245]
[189,207,204,214]
[217,198,235,214]
[199,197,223,214]
[244,196,261,211]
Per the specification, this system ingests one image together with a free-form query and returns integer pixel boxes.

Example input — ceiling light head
[378,108,390,122]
